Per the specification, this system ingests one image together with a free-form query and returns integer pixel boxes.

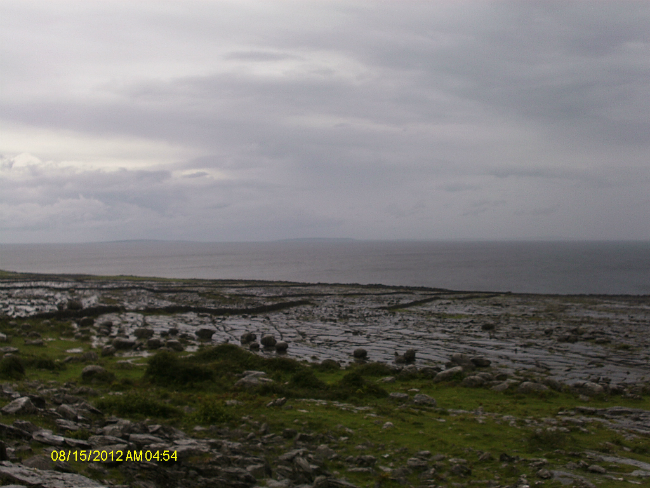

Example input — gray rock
[133,328,154,339]
[412,394,437,406]
[261,335,277,347]
[55,404,77,421]
[146,338,162,349]
[389,392,409,402]
[32,430,66,447]
[0,333,7,342]
[248,342,260,351]
[575,381,605,397]
[195,328,215,341]
[406,457,429,470]
[461,375,486,388]
[128,433,165,447]
[240,332,256,344]
[352,348,367,360]
[81,365,110,382]
[587,464,606,474]
[101,345,115,357]
[433,366,463,382]
[0,460,104,487]
[471,356,491,367]
[403,349,416,363]
[275,341,289,353]
[112,337,135,350]
[1,397,37,416]
[449,353,476,371]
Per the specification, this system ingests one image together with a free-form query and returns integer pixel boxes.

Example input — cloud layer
[1,0,649,242]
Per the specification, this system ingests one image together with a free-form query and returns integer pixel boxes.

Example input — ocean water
[0,240,649,295]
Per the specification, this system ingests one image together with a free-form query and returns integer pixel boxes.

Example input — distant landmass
[275,238,356,242]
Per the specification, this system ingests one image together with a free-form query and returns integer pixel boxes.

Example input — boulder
[81,365,113,383]
[0,460,105,486]
[1,397,37,416]
[261,335,277,347]
[249,342,260,351]
[449,353,476,371]
[56,404,78,421]
[133,328,154,339]
[275,341,289,353]
[240,332,257,344]
[195,328,216,341]
[470,356,491,367]
[389,392,409,402]
[575,381,605,397]
[112,337,135,350]
[433,366,463,382]
[412,393,437,406]
[66,299,83,310]
[352,348,368,360]
[461,375,486,388]
[147,338,162,349]
[403,349,416,363]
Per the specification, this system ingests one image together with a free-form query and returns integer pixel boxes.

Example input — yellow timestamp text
[51,449,178,462]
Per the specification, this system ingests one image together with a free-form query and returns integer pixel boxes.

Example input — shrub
[192,401,233,424]
[145,351,213,386]
[0,356,25,380]
[289,370,327,390]
[528,428,569,450]
[95,392,181,418]
[314,359,341,372]
[353,362,394,377]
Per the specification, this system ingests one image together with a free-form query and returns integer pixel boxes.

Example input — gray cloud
[1,0,649,242]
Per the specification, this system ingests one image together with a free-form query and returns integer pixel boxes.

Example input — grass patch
[95,392,182,419]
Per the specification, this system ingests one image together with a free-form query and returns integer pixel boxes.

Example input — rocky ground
[0,272,649,488]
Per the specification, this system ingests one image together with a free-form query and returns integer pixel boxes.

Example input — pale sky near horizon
[1,1,649,243]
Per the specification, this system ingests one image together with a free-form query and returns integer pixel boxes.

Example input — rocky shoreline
[0,272,649,487]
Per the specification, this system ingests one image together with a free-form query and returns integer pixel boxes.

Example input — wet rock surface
[1,278,648,389]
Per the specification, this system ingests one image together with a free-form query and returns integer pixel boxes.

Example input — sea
[0,240,649,295]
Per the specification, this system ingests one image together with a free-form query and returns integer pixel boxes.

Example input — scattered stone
[470,356,491,367]
[433,366,463,382]
[389,392,409,402]
[352,348,367,360]
[240,332,256,344]
[1,398,37,416]
[412,394,436,406]
[81,365,113,383]
[261,335,277,347]
[134,328,154,339]
[195,328,215,341]
[460,375,485,388]
[275,341,289,353]
[112,338,135,350]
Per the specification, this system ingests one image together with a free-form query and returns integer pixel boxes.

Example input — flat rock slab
[0,460,105,487]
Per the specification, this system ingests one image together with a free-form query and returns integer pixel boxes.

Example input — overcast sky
[1,0,649,243]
